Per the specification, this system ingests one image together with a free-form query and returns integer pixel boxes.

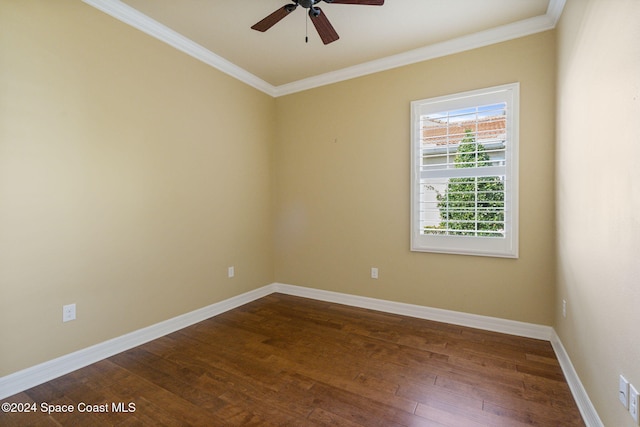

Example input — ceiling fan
[251,0,385,45]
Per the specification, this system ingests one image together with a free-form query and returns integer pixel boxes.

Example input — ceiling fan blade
[309,8,339,45]
[251,4,297,32]
[324,0,384,5]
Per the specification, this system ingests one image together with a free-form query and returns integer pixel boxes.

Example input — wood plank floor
[1,293,585,426]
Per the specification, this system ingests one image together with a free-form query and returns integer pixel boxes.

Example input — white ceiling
[83,0,564,96]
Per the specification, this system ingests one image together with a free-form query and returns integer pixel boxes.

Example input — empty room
[1,0,638,426]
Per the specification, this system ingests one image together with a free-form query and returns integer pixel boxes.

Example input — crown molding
[82,0,278,96]
[83,0,565,98]
[547,0,568,26]
[274,12,558,96]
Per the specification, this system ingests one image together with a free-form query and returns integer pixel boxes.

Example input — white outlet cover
[371,267,378,279]
[620,375,630,408]
[62,303,76,322]
[228,266,235,278]
[630,383,639,424]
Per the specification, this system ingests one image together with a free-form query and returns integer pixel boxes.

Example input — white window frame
[410,83,519,258]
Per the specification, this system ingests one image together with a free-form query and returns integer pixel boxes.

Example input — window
[410,83,519,258]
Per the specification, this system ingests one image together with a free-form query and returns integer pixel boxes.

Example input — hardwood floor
[1,293,585,426]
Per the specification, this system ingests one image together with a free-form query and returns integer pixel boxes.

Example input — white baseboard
[0,282,602,427]
[0,285,273,400]
[550,331,604,427]
[272,283,553,340]
[272,283,602,426]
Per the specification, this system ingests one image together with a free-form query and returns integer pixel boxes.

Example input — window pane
[411,83,518,257]
[420,103,507,172]
[419,104,507,239]
[420,176,505,238]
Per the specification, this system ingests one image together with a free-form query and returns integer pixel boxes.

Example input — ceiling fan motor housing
[252,0,383,45]
[297,0,321,8]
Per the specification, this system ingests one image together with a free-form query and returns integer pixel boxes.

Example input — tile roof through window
[422,116,506,147]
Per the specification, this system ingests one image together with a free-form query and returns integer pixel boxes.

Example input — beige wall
[274,31,557,325]
[0,0,275,376]
[12,7,634,426]
[556,1,640,425]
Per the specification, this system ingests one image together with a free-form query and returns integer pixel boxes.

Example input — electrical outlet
[371,267,378,279]
[62,304,76,322]
[562,299,567,318]
[630,383,639,424]
[620,375,630,408]
[228,266,235,278]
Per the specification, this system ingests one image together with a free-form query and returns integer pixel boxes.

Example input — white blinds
[418,103,508,238]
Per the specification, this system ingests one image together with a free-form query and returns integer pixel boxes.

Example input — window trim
[410,83,519,258]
